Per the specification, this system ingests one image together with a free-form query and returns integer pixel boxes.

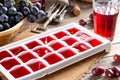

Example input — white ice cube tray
[0,23,111,80]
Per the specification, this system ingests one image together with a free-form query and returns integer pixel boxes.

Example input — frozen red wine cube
[33,46,51,57]
[87,39,102,47]
[0,50,12,60]
[18,52,36,63]
[75,32,90,41]
[63,37,78,45]
[54,31,69,39]
[73,43,90,52]
[44,54,63,65]
[1,58,20,70]
[28,61,46,72]
[58,48,76,58]
[39,36,55,44]
[67,27,80,34]
[49,41,65,50]
[10,46,26,55]
[25,41,41,49]
[10,66,31,78]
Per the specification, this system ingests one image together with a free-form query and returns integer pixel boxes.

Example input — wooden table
[1,0,120,80]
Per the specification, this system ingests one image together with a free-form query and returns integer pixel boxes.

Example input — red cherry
[105,68,115,78]
[92,67,105,76]
[111,66,120,77]
[113,54,120,63]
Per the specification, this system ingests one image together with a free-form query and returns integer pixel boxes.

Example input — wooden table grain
[1,0,120,80]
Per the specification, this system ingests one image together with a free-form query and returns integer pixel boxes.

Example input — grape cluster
[0,0,46,32]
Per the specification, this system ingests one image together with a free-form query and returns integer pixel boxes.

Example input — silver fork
[31,4,63,33]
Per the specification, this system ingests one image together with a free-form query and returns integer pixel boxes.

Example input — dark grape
[34,2,42,9]
[14,12,24,22]
[0,7,7,15]
[105,68,115,78]
[89,13,93,20]
[0,3,3,8]
[111,66,120,77]
[0,24,3,31]
[37,10,46,19]
[79,19,86,26]
[8,7,17,16]
[2,23,10,30]
[92,67,105,76]
[22,6,30,16]
[19,0,29,7]
[4,0,14,8]
[27,14,36,23]
[9,16,15,24]
[30,6,39,15]
[0,14,8,22]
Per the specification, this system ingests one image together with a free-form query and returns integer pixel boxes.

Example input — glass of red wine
[93,0,119,41]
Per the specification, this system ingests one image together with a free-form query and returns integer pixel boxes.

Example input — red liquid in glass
[28,61,46,72]
[44,54,63,65]
[73,43,90,52]
[1,59,20,70]
[10,46,26,55]
[33,47,51,57]
[26,41,41,49]
[54,31,69,39]
[10,66,30,78]
[0,51,12,60]
[94,6,119,39]
[58,49,76,58]
[18,52,36,63]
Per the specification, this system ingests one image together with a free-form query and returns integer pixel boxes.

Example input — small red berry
[92,67,105,76]
[79,19,86,26]
[105,68,115,78]
[113,54,120,62]
[111,66,120,77]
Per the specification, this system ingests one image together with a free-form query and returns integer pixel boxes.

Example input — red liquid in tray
[44,54,63,65]
[49,41,65,50]
[94,6,119,38]
[18,52,36,62]
[28,61,46,72]
[63,37,78,45]
[33,47,51,57]
[10,66,30,78]
[10,46,26,55]
[67,27,80,34]
[58,49,76,58]
[1,59,20,70]
[54,31,69,39]
[0,51,12,60]
[87,39,102,47]
[39,36,55,44]
[73,43,90,52]
[26,41,41,49]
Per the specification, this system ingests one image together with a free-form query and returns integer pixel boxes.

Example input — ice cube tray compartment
[0,23,111,80]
